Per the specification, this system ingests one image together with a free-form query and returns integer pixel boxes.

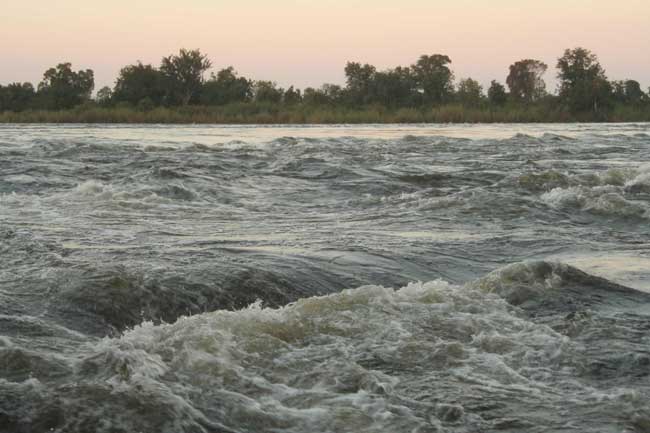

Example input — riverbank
[2,103,650,124]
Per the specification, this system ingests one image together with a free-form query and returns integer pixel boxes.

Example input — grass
[1,103,649,124]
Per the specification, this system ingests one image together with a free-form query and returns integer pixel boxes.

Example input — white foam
[71,276,583,431]
[542,185,647,218]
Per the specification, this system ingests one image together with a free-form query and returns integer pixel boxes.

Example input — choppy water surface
[1,123,650,433]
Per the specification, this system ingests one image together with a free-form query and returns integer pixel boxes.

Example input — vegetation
[1,47,649,123]
[506,59,547,103]
[37,63,95,110]
[160,48,212,106]
[557,48,614,114]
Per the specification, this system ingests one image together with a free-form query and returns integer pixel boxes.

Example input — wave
[3,262,648,432]
[542,185,648,218]
[41,259,341,336]
[396,172,452,186]
[69,180,202,206]
[471,260,649,311]
[515,167,639,193]
[625,163,650,194]
[517,170,571,192]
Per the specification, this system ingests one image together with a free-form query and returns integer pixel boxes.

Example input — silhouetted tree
[160,48,212,105]
[303,84,343,105]
[411,54,454,104]
[612,79,645,105]
[0,82,36,112]
[506,59,547,103]
[627,80,645,103]
[4,47,649,119]
[200,67,252,105]
[96,86,113,107]
[344,62,377,105]
[113,62,165,106]
[372,67,418,107]
[253,81,283,103]
[283,86,302,104]
[321,84,344,104]
[487,80,508,106]
[302,88,324,105]
[456,78,484,107]
[37,63,94,109]
[557,47,612,113]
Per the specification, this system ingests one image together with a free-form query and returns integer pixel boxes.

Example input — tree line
[1,47,649,117]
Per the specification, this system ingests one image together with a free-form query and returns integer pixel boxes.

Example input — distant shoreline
[2,104,649,124]
[3,48,649,125]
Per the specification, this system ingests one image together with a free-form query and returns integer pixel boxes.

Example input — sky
[1,0,649,92]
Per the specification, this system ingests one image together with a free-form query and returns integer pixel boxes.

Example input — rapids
[1,123,649,432]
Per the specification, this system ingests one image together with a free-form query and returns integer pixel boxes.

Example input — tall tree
[253,81,284,103]
[506,59,547,103]
[624,80,646,104]
[200,67,252,105]
[557,47,612,113]
[344,62,377,105]
[372,67,418,107]
[612,79,645,105]
[160,49,212,105]
[411,54,454,105]
[37,63,94,109]
[456,78,484,107]
[113,62,165,106]
[487,80,508,106]
[283,86,302,104]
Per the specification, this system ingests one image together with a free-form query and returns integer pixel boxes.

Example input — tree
[94,86,112,107]
[113,62,165,106]
[0,82,36,112]
[200,67,252,105]
[343,62,420,106]
[37,63,94,109]
[411,54,454,105]
[506,59,547,103]
[612,79,645,105]
[557,47,612,113]
[456,78,484,107]
[283,86,302,104]
[344,62,377,105]
[487,80,508,106]
[160,48,212,105]
[253,81,283,103]
[372,67,418,107]
[321,84,344,104]
[612,80,626,102]
[303,84,343,106]
[623,80,645,104]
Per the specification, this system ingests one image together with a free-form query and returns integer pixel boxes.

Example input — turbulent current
[1,123,650,433]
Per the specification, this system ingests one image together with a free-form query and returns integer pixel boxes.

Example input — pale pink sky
[2,0,649,92]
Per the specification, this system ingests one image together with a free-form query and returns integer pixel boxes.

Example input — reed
[1,103,649,124]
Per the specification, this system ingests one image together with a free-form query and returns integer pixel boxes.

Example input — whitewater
[1,123,649,433]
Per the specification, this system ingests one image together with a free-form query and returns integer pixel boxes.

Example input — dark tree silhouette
[506,59,547,103]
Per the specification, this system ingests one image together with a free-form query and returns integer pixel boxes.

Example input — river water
[1,123,649,432]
